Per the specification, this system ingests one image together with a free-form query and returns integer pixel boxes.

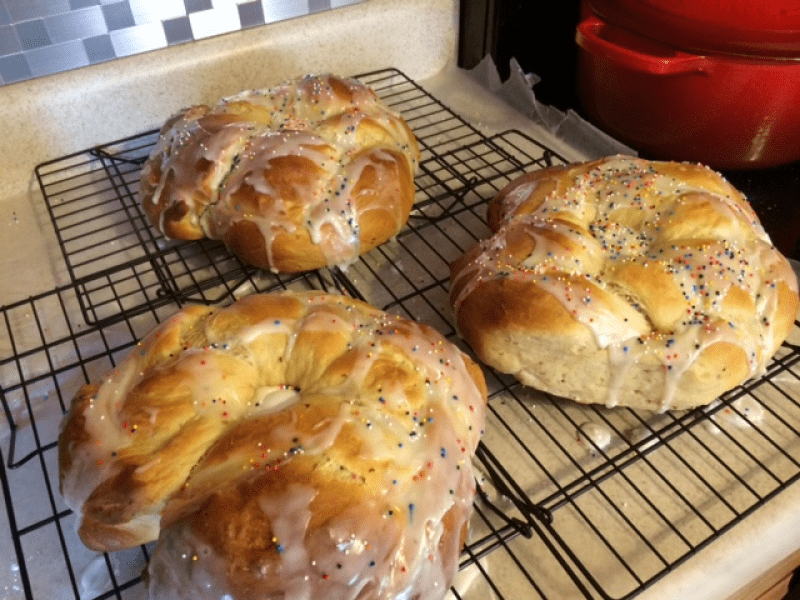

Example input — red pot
[584,0,800,58]
[575,15,800,169]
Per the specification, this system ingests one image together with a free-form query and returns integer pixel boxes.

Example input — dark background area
[458,0,583,112]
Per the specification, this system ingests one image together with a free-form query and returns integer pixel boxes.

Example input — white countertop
[0,1,798,598]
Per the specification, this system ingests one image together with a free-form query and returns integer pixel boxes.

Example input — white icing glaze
[626,426,661,452]
[145,109,255,219]
[534,275,643,349]
[500,181,536,215]
[79,555,115,599]
[576,421,613,455]
[704,397,766,433]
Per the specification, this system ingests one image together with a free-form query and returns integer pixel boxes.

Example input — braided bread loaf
[58,291,487,600]
[450,156,798,411]
[139,74,420,273]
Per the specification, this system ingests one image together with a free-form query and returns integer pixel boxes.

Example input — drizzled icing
[140,74,420,273]
[703,397,766,433]
[143,108,255,238]
[59,291,486,600]
[576,421,613,456]
[452,156,798,411]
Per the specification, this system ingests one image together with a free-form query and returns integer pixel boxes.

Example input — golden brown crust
[139,74,420,273]
[58,291,487,599]
[451,156,799,411]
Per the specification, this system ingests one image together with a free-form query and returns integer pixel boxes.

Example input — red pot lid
[585,0,800,57]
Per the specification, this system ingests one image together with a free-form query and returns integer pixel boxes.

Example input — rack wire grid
[1,67,798,600]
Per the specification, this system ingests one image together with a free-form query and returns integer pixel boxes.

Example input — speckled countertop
[0,0,455,202]
[0,1,798,598]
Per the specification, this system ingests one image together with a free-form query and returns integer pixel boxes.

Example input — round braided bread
[58,291,487,600]
[450,156,798,411]
[139,74,420,273]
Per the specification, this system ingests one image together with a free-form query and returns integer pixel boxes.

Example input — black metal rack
[2,68,799,600]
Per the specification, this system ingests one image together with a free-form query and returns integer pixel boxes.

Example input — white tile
[24,39,88,77]
[261,0,310,23]
[109,21,166,57]
[128,0,185,25]
[187,4,238,40]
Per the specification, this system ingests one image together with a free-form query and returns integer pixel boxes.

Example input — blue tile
[309,0,332,12]
[184,0,211,14]
[83,33,115,63]
[6,0,71,22]
[0,1,10,26]
[45,7,107,44]
[69,0,100,8]
[101,1,135,31]
[237,1,264,28]
[0,53,32,83]
[163,15,192,44]
[25,39,88,77]
[16,19,51,50]
[0,24,21,55]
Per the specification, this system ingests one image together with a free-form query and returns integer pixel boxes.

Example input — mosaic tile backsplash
[0,0,363,86]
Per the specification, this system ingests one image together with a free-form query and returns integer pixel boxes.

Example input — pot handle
[576,15,711,75]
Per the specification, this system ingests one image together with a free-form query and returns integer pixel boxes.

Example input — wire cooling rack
[2,67,799,600]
